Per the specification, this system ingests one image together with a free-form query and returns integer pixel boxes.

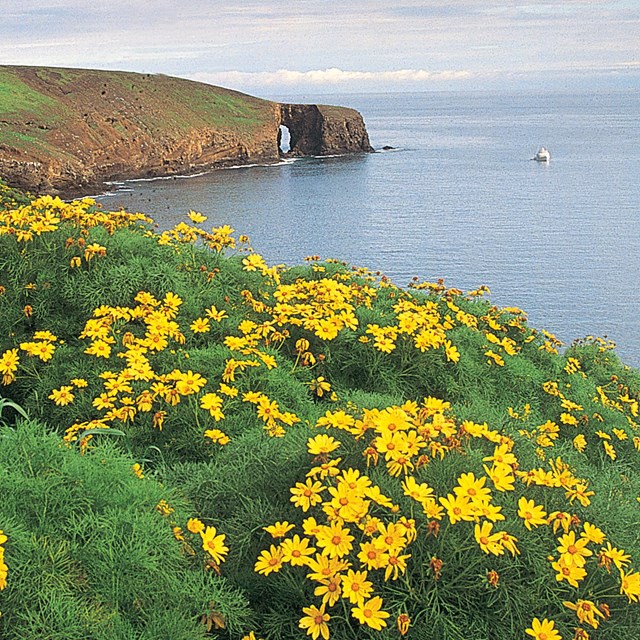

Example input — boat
[533,147,550,162]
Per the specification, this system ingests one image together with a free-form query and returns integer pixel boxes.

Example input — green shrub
[0,419,251,640]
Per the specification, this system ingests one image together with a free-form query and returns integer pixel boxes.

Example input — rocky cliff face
[279,103,373,156]
[0,66,373,196]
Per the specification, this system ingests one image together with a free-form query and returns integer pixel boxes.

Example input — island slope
[0,66,373,195]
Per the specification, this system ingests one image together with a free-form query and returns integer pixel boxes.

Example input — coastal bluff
[0,66,373,195]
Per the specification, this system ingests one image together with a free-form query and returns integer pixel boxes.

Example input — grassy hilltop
[0,66,278,195]
[0,66,372,196]
[1,181,640,640]
[0,65,274,146]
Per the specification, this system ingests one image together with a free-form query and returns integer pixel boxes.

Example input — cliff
[0,66,373,195]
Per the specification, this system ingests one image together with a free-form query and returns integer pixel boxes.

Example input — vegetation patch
[0,70,60,117]
[1,179,640,639]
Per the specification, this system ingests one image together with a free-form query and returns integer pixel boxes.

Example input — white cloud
[189,67,474,91]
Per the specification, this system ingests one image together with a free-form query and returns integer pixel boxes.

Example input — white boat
[533,147,550,162]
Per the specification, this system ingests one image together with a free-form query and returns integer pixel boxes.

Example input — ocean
[96,90,640,367]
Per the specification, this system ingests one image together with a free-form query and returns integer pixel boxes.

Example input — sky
[1,1,639,96]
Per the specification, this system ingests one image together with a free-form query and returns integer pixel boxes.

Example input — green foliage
[0,419,251,640]
[2,186,640,639]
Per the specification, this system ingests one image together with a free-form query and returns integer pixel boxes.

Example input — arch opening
[278,124,291,154]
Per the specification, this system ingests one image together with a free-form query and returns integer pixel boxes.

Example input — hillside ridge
[0,65,372,195]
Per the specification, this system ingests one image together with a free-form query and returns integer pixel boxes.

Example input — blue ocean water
[97,90,640,367]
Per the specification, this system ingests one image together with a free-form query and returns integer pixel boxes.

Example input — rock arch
[278,103,373,156]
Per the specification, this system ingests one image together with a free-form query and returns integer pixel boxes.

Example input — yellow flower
[581,522,606,545]
[316,521,355,558]
[131,463,144,479]
[382,551,410,581]
[517,497,547,530]
[444,339,460,363]
[357,541,386,570]
[305,553,348,583]
[242,253,267,272]
[218,383,238,397]
[547,511,571,534]
[454,472,491,503]
[474,521,504,556]
[206,305,228,321]
[290,479,326,512]
[397,613,411,636]
[620,569,640,602]
[613,427,628,440]
[563,599,605,629]
[263,521,295,538]
[483,443,518,466]
[484,349,505,366]
[190,317,211,333]
[351,596,390,631]
[552,556,586,588]
[281,535,316,566]
[187,210,207,224]
[525,617,562,640]
[314,574,342,607]
[307,434,340,456]
[84,339,112,358]
[48,386,75,406]
[598,542,630,572]
[156,499,174,516]
[187,518,205,534]
[200,525,228,564]
[573,433,587,452]
[0,348,20,376]
[439,493,474,525]
[204,428,230,445]
[254,544,284,576]
[483,463,515,492]
[565,483,595,507]
[162,291,183,314]
[307,458,342,480]
[299,603,330,640]
[341,569,373,605]
[174,370,207,395]
[200,393,225,421]
[557,531,592,567]
[310,376,331,397]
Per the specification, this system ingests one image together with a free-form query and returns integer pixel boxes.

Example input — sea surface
[96,90,640,367]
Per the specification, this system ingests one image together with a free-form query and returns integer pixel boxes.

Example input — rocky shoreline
[0,66,373,197]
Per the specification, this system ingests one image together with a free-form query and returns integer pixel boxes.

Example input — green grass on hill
[1,180,640,640]
[0,70,60,117]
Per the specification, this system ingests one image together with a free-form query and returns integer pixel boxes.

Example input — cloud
[189,68,474,91]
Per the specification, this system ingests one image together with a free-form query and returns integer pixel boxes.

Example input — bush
[2,187,640,639]
[0,419,251,640]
